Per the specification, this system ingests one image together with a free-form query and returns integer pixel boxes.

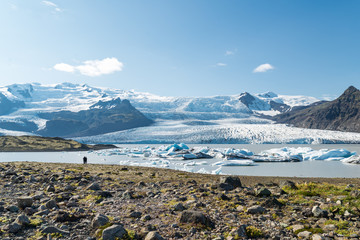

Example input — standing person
[83,156,87,164]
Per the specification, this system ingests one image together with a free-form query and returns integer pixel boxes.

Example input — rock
[297,230,312,238]
[247,205,266,214]
[87,182,101,191]
[144,231,165,240]
[312,206,328,218]
[40,226,69,236]
[141,215,151,221]
[344,210,352,217]
[24,207,36,215]
[33,191,45,200]
[229,225,247,238]
[291,224,304,233]
[129,211,142,218]
[15,214,30,225]
[173,203,185,211]
[323,224,337,231]
[45,199,58,209]
[312,234,324,240]
[7,205,19,212]
[179,210,214,228]
[261,197,284,208]
[8,222,21,233]
[350,190,360,198]
[255,187,271,197]
[219,176,242,190]
[102,224,127,240]
[96,191,112,198]
[219,193,231,200]
[279,180,297,190]
[46,184,55,192]
[64,185,75,191]
[92,213,109,228]
[122,190,135,199]
[17,196,33,209]
[54,211,70,222]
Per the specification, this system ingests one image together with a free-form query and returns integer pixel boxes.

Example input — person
[83,156,87,164]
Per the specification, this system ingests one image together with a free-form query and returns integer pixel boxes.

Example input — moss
[96,222,114,238]
[335,229,357,237]
[245,226,263,237]
[80,194,103,204]
[0,217,10,223]
[29,217,44,227]
[283,182,349,198]
[325,220,349,230]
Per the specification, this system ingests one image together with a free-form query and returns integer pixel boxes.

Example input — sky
[1,1,360,99]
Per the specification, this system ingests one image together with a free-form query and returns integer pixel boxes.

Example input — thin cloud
[42,1,62,12]
[9,3,18,10]
[216,63,227,67]
[253,63,274,73]
[54,57,124,77]
[225,50,234,56]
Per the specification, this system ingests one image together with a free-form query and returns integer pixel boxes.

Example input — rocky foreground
[1,162,360,239]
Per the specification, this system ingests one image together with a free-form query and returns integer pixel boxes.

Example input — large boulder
[219,176,242,190]
[17,196,33,209]
[255,187,271,197]
[312,206,328,218]
[179,210,214,228]
[15,214,30,226]
[102,224,128,240]
[144,231,165,240]
[92,213,109,228]
[247,205,266,214]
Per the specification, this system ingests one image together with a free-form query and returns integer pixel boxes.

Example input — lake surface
[1,144,360,178]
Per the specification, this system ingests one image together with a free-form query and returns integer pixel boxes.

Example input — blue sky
[1,1,360,99]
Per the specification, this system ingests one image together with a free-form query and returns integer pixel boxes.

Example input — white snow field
[1,82,358,145]
[75,119,360,144]
[0,82,318,127]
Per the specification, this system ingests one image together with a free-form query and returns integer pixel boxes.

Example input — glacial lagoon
[1,144,360,178]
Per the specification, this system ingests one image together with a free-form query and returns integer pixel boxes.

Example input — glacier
[0,82,358,144]
[75,119,360,144]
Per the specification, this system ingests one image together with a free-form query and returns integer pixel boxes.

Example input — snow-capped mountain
[0,82,319,139]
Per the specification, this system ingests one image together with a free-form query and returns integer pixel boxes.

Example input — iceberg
[212,160,255,166]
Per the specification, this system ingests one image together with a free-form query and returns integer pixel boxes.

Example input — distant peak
[90,97,123,110]
[258,91,278,98]
[239,92,252,97]
[343,86,359,95]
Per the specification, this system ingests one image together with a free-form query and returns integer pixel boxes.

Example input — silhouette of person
[83,156,87,164]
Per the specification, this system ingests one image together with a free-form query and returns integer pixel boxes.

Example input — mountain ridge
[273,86,360,132]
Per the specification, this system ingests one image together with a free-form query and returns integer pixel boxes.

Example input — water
[1,144,360,178]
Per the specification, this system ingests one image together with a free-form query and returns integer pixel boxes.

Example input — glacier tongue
[76,119,360,144]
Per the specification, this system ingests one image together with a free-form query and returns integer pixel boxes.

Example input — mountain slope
[37,98,153,137]
[273,86,360,132]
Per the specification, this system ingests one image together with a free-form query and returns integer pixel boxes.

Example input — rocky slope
[273,86,360,133]
[0,136,116,152]
[0,162,360,239]
[37,98,153,138]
